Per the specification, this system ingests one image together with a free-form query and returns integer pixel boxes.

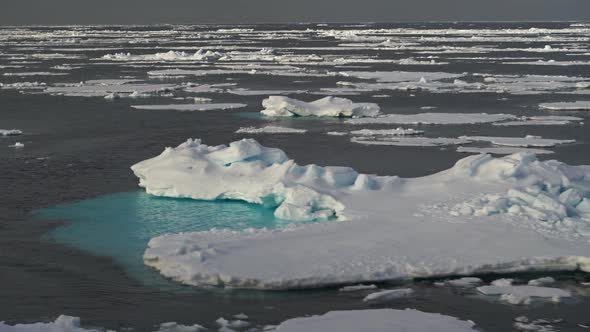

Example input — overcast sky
[2,0,590,25]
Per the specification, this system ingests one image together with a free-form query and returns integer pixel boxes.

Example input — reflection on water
[34,191,316,290]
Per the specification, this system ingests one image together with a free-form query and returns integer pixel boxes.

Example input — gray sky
[2,0,590,25]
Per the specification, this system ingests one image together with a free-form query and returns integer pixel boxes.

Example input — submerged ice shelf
[134,138,590,289]
[34,191,311,289]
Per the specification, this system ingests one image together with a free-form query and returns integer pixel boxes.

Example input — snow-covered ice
[134,139,590,289]
[351,136,470,147]
[131,103,247,112]
[0,315,100,332]
[457,146,554,155]
[265,309,477,332]
[349,128,424,136]
[156,322,206,332]
[236,126,307,134]
[444,277,483,287]
[458,135,575,148]
[0,129,23,136]
[528,276,556,286]
[477,285,571,305]
[338,284,378,292]
[363,288,415,303]
[8,142,25,148]
[260,96,380,118]
[347,113,516,125]
[540,101,590,111]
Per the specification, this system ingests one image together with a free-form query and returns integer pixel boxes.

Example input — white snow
[0,129,22,136]
[458,136,575,148]
[131,103,247,112]
[540,101,590,111]
[135,139,590,289]
[457,146,554,155]
[260,96,380,118]
[0,315,100,332]
[347,113,516,125]
[363,288,414,303]
[266,309,477,332]
[477,285,571,305]
[236,126,307,134]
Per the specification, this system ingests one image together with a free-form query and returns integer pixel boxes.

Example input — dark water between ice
[1,22,590,331]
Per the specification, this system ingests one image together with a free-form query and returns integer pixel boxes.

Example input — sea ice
[477,285,571,305]
[136,139,590,289]
[156,322,206,332]
[351,136,470,147]
[236,126,307,134]
[0,315,100,332]
[131,103,247,112]
[457,146,554,155]
[347,113,516,125]
[0,129,22,136]
[338,284,378,292]
[458,135,575,147]
[363,288,414,303]
[266,309,477,332]
[445,277,483,287]
[540,101,590,111]
[260,96,380,118]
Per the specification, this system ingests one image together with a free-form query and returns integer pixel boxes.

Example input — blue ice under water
[35,191,314,290]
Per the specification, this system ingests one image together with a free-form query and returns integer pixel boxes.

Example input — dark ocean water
[1,22,590,331]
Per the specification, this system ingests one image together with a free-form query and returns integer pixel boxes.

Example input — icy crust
[266,309,477,332]
[260,96,380,118]
[0,315,100,332]
[138,139,590,289]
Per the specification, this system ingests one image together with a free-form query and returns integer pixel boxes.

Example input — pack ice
[133,139,590,289]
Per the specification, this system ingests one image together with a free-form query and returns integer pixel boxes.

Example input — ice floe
[477,285,571,305]
[540,101,590,111]
[362,288,414,303]
[347,113,516,125]
[458,135,575,148]
[236,126,307,134]
[495,115,584,126]
[351,136,470,147]
[101,49,224,62]
[135,139,590,289]
[338,284,377,292]
[8,142,24,148]
[0,315,100,332]
[457,146,554,155]
[131,103,247,112]
[265,309,477,332]
[349,128,424,136]
[260,96,380,118]
[156,322,206,332]
[0,129,22,136]
[514,316,562,332]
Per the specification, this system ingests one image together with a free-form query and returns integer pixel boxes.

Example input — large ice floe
[0,315,100,332]
[347,112,516,125]
[133,138,590,289]
[260,96,380,117]
[131,103,247,112]
[266,309,477,332]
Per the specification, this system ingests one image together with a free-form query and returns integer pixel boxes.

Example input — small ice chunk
[0,129,23,136]
[540,101,590,111]
[362,288,414,303]
[528,277,556,286]
[491,278,514,287]
[9,142,24,148]
[261,96,380,118]
[446,277,483,287]
[156,321,206,332]
[338,284,378,292]
[236,126,307,134]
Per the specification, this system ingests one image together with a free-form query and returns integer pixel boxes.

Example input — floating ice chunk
[261,96,380,118]
[131,103,247,112]
[445,277,483,287]
[347,113,516,125]
[349,128,424,136]
[227,88,306,96]
[233,313,248,320]
[459,136,575,148]
[266,309,477,332]
[457,146,554,155]
[8,142,24,148]
[495,115,584,126]
[351,136,470,147]
[326,131,348,136]
[2,71,67,76]
[236,126,307,134]
[540,101,590,111]
[156,322,206,332]
[338,284,378,292]
[528,277,555,286]
[477,285,571,305]
[363,288,414,303]
[514,316,561,332]
[0,82,46,90]
[0,129,22,136]
[491,278,514,287]
[0,315,100,332]
[138,139,590,289]
[339,71,464,83]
